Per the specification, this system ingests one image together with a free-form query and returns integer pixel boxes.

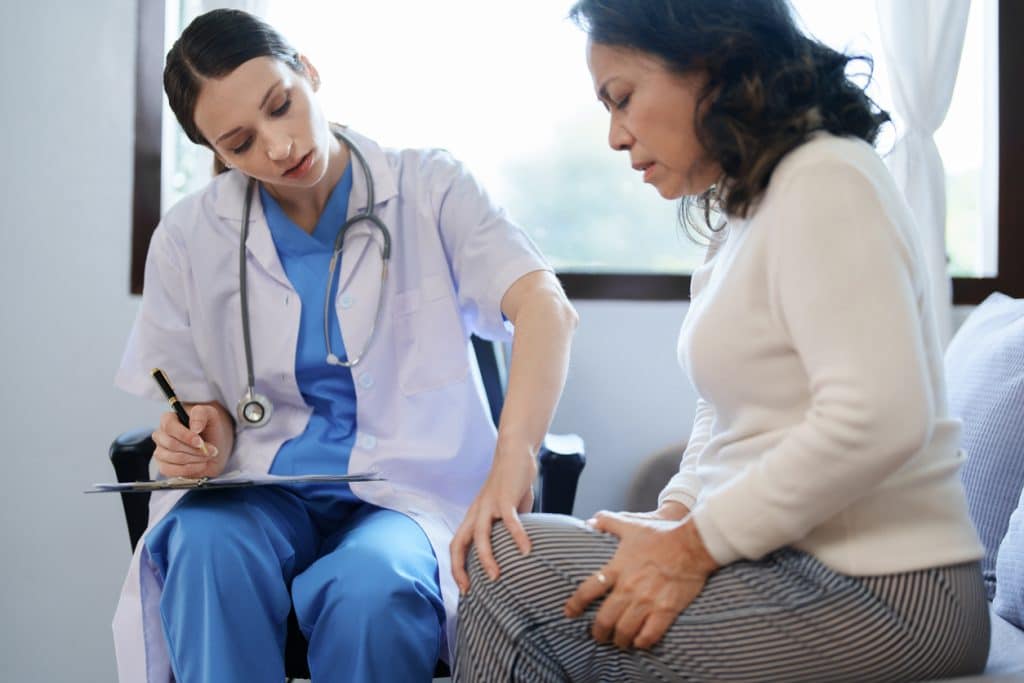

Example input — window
[790,0,996,279]
[132,0,1023,303]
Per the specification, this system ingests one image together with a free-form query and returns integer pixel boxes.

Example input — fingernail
[586,518,597,526]
[193,436,203,448]
[207,445,219,459]
[488,570,499,581]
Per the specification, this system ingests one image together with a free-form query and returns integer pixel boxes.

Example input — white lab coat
[113,128,550,682]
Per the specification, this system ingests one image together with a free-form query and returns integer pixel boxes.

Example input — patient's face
[587,41,720,200]
[192,56,335,191]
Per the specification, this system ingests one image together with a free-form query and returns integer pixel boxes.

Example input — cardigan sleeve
[658,225,729,511]
[658,397,714,511]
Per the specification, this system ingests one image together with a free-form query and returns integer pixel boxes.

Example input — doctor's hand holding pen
[153,402,235,479]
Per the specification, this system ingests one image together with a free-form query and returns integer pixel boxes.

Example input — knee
[294,546,439,627]
[155,503,255,576]
[160,506,217,562]
[469,515,554,571]
[465,520,515,579]
[467,514,595,586]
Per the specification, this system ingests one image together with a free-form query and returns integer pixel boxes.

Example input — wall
[550,300,697,517]
[0,1,163,680]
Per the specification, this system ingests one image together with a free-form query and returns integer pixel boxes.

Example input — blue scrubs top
[261,164,358,502]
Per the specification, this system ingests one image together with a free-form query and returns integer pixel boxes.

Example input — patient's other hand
[618,500,690,523]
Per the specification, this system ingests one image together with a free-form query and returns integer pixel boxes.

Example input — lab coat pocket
[393,274,469,395]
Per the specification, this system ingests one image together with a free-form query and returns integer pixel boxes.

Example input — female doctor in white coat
[113,8,577,682]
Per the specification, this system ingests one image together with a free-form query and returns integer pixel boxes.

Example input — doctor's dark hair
[569,0,891,238]
[164,9,304,150]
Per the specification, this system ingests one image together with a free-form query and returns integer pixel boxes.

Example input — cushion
[985,602,1024,674]
[625,441,688,512]
[945,292,1024,600]
[993,487,1024,631]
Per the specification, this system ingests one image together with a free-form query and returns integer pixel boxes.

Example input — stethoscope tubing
[237,126,391,428]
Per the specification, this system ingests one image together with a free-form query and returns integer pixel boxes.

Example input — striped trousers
[454,514,990,682]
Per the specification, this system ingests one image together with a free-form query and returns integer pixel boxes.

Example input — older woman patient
[451,1,989,681]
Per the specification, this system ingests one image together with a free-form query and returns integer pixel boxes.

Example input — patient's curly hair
[569,0,891,238]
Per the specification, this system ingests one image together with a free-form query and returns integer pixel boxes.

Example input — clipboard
[85,470,385,494]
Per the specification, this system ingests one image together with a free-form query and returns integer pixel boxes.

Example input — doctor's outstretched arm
[450,270,578,594]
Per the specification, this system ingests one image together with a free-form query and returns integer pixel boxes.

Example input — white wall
[550,300,697,517]
[0,1,163,680]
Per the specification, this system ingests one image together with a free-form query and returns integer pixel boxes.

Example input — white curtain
[876,0,971,346]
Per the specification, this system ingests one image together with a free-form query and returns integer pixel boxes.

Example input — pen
[151,368,211,457]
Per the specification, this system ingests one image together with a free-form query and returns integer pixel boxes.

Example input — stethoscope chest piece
[237,388,273,428]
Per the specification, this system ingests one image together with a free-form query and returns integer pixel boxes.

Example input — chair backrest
[471,335,506,426]
[109,428,157,552]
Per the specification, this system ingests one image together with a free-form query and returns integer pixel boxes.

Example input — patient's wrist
[673,519,720,573]
[657,500,691,521]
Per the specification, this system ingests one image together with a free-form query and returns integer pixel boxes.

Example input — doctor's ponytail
[164,8,305,157]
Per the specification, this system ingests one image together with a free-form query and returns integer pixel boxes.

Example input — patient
[453,1,990,680]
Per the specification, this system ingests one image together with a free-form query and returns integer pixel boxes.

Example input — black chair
[110,335,584,681]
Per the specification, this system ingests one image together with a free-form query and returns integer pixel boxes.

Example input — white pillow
[993,487,1024,630]
[945,292,1024,600]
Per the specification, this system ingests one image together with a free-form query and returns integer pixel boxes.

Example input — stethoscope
[237,126,392,428]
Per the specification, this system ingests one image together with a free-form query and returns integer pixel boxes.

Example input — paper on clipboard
[85,470,385,494]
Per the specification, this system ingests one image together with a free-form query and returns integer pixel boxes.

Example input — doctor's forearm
[496,288,578,458]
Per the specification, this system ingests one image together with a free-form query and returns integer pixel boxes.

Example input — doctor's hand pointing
[451,438,537,594]
[152,402,236,479]
[449,271,578,594]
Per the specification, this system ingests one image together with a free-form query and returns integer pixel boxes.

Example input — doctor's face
[587,41,720,200]
[192,56,335,190]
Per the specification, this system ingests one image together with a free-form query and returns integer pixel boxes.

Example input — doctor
[113,8,577,683]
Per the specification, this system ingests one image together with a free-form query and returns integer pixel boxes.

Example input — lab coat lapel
[213,170,291,290]
[341,126,398,214]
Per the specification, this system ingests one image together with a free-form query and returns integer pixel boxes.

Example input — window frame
[130,0,1022,303]
[130,0,165,295]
